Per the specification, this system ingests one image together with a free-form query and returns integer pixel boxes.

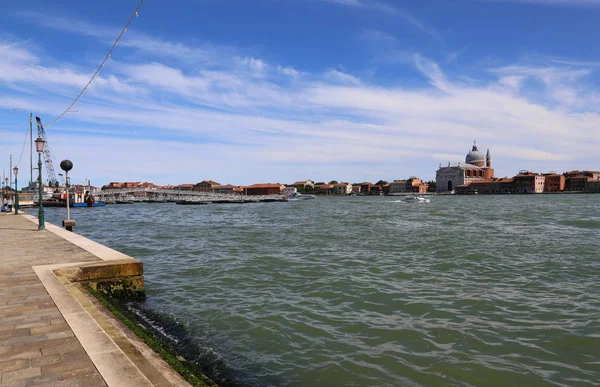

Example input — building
[564,171,600,192]
[244,184,285,196]
[333,182,352,195]
[292,180,315,190]
[565,174,589,192]
[282,186,298,196]
[587,180,600,193]
[360,183,374,195]
[102,182,141,190]
[513,172,545,194]
[389,178,429,194]
[176,184,194,191]
[315,184,335,195]
[436,142,494,192]
[193,180,221,192]
[543,173,565,193]
[213,184,235,194]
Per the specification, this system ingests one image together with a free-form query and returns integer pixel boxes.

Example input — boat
[401,195,430,203]
[291,193,316,200]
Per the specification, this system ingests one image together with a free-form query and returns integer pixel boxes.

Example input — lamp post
[13,167,19,215]
[35,137,45,230]
[60,160,75,232]
[3,178,7,207]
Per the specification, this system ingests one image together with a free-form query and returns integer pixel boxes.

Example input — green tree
[375,180,388,186]
[329,180,338,185]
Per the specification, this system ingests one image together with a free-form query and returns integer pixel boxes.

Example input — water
[34,195,600,386]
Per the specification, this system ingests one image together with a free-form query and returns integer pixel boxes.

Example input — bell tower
[486,149,491,168]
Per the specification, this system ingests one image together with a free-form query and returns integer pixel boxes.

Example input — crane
[35,117,60,187]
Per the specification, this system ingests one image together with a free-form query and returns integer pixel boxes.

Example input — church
[436,142,494,192]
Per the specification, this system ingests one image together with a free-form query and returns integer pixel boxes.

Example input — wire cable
[45,0,145,127]
[15,124,29,167]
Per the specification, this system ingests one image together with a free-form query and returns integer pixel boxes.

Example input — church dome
[466,144,484,164]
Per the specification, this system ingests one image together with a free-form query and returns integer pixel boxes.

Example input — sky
[1,0,600,187]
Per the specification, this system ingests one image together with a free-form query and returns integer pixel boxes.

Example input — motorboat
[291,193,316,200]
[402,195,430,203]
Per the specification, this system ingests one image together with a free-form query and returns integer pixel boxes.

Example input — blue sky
[1,0,600,186]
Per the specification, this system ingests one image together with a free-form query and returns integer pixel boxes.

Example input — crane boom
[35,117,60,187]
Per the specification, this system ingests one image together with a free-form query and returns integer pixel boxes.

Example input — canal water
[36,195,600,386]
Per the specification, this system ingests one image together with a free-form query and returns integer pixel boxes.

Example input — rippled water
[36,195,600,386]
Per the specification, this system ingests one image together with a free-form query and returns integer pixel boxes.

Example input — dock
[0,212,191,386]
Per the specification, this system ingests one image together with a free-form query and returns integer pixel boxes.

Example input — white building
[436,143,494,192]
[282,186,298,196]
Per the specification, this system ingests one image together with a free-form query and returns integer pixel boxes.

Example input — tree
[328,180,338,185]
[375,180,388,186]
[315,182,325,186]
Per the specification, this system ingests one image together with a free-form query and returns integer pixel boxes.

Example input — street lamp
[13,167,19,215]
[60,160,75,232]
[35,137,45,230]
[3,178,7,207]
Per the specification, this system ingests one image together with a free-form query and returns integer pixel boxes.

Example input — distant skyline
[1,0,600,186]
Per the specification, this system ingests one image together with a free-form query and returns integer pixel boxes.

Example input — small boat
[291,193,316,200]
[402,196,430,203]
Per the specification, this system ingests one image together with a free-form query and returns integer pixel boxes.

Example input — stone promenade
[0,212,106,386]
[0,212,189,387]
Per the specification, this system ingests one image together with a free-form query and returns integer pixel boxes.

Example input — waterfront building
[587,180,600,193]
[244,184,285,195]
[436,142,494,192]
[351,185,361,194]
[564,171,600,192]
[514,172,546,194]
[333,182,353,195]
[176,184,194,191]
[543,173,565,193]
[389,178,429,194]
[213,184,235,194]
[370,185,382,195]
[315,184,335,195]
[193,180,221,192]
[102,181,142,190]
[292,180,315,190]
[282,186,298,196]
[360,182,374,194]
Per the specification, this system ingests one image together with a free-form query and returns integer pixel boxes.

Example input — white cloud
[277,66,301,78]
[323,70,362,85]
[319,0,441,40]
[2,28,600,184]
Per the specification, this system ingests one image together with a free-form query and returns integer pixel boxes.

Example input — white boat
[402,195,430,203]
[291,193,316,200]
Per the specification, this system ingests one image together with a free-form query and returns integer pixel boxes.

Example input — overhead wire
[15,123,29,167]
[45,0,145,127]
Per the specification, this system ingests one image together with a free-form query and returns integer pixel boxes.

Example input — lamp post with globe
[13,167,18,215]
[60,160,76,232]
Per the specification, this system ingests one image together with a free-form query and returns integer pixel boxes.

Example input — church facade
[436,143,494,192]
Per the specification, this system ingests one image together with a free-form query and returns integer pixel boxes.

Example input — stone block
[0,359,29,373]
[55,260,143,282]
[1,366,42,384]
[31,353,62,367]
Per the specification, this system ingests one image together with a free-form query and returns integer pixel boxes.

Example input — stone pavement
[0,212,106,386]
